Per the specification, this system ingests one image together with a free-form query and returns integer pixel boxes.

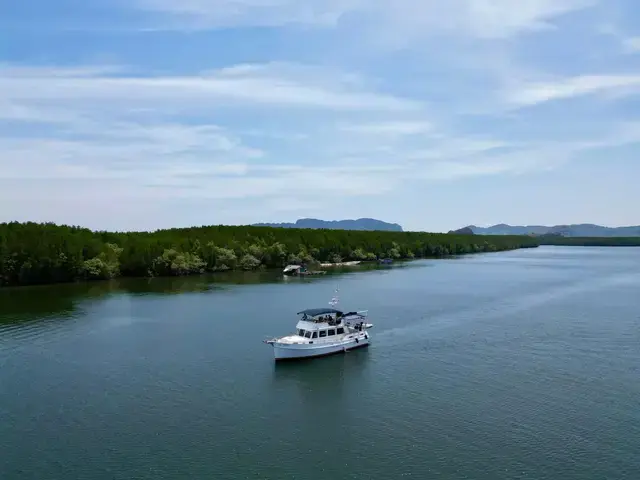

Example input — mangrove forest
[0,221,540,287]
[537,236,640,247]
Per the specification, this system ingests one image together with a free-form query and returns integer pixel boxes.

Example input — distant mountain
[465,223,640,237]
[448,227,475,235]
[252,218,403,232]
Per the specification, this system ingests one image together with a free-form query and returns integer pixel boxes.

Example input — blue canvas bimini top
[297,308,343,317]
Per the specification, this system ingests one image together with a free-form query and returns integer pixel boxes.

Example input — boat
[282,264,326,276]
[264,308,373,360]
[263,288,373,361]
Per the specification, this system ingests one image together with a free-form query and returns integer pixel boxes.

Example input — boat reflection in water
[271,345,371,395]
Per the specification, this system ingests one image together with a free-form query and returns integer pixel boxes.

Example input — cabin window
[304,331,312,338]
[298,329,306,336]
[328,329,336,336]
[319,330,327,338]
[312,332,318,338]
[337,327,345,334]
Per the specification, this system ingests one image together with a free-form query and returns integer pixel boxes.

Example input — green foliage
[211,246,237,271]
[0,221,540,287]
[151,249,206,276]
[81,243,123,280]
[350,248,365,260]
[238,254,262,270]
[329,253,343,264]
[538,236,640,247]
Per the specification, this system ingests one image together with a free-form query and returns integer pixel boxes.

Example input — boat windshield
[297,328,314,339]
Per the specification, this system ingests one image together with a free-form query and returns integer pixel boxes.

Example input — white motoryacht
[264,291,373,361]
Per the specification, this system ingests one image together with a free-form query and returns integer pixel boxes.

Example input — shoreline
[0,221,540,289]
[0,250,523,291]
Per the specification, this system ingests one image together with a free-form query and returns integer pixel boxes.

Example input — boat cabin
[296,325,347,340]
[295,308,348,340]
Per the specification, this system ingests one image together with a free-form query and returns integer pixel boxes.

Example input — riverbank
[538,236,640,246]
[0,221,539,288]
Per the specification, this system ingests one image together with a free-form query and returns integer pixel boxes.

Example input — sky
[1,0,639,233]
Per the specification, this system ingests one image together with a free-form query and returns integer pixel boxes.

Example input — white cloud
[132,0,595,40]
[3,59,635,200]
[505,74,640,107]
[0,63,419,113]
[339,121,432,136]
[0,134,251,181]
[1,45,639,229]
[0,101,88,124]
[568,121,640,149]
[596,24,640,55]
[362,0,596,43]
[133,0,360,28]
[408,119,640,182]
[407,138,510,161]
[0,61,430,208]
[0,64,124,78]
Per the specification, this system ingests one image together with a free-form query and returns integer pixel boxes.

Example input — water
[1,246,639,479]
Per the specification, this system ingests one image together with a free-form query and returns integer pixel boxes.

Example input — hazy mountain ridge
[252,218,403,232]
[448,227,475,235]
[467,223,640,237]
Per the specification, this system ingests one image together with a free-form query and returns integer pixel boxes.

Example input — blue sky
[1,0,639,232]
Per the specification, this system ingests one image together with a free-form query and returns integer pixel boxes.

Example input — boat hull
[271,334,370,361]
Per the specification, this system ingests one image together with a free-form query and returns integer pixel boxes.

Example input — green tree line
[538,236,640,247]
[0,221,539,287]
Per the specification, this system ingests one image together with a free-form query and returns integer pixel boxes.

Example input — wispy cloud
[131,0,596,40]
[594,23,640,55]
[339,121,432,136]
[505,74,640,107]
[0,63,419,112]
[2,56,638,196]
[0,61,431,204]
[133,0,357,29]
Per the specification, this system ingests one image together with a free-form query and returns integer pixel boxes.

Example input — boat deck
[276,335,307,345]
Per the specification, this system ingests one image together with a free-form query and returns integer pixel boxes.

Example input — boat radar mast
[328,286,339,308]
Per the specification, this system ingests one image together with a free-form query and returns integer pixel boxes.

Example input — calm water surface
[1,246,639,479]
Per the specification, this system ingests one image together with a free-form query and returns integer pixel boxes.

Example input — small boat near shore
[263,289,372,361]
[282,264,327,276]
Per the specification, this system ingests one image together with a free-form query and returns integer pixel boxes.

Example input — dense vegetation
[538,236,640,247]
[0,221,539,287]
